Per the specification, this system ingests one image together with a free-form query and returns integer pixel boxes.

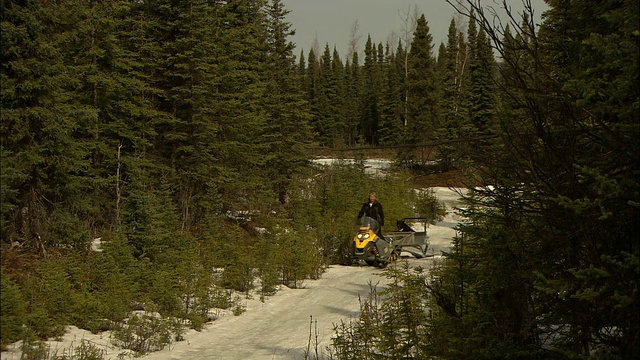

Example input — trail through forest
[1,188,462,360]
[140,186,460,359]
[139,265,391,360]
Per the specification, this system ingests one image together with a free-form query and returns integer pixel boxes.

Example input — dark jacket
[357,200,384,226]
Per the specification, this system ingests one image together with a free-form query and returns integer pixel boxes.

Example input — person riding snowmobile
[357,192,384,238]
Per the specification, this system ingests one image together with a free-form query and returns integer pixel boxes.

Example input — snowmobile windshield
[358,216,380,232]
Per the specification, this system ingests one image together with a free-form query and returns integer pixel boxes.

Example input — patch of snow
[91,237,103,252]
[312,157,392,175]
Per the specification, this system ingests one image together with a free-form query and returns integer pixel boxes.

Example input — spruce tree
[406,15,439,150]
[311,44,337,146]
[377,41,405,146]
[262,0,313,204]
[208,0,272,212]
[305,48,322,143]
[461,14,498,169]
[430,0,640,357]
[343,51,362,146]
[1,0,93,250]
[467,27,496,136]
[435,19,468,171]
[532,0,639,355]
[331,46,348,146]
[360,35,381,145]
[61,0,160,233]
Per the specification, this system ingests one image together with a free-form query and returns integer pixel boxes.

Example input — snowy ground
[1,187,464,360]
[423,187,466,258]
[312,157,392,176]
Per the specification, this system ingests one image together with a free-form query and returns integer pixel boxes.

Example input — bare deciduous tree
[398,5,419,126]
[347,20,361,60]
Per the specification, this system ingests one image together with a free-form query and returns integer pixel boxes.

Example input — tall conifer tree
[360,35,381,145]
[262,0,312,204]
[312,44,338,146]
[435,19,468,170]
[209,0,271,212]
[406,15,439,148]
[1,0,95,250]
[377,42,404,146]
[343,51,362,146]
[430,1,639,357]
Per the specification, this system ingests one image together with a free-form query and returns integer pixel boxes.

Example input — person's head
[369,192,377,203]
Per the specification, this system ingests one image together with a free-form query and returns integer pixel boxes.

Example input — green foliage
[0,271,26,349]
[1,0,94,252]
[288,161,365,263]
[231,295,247,316]
[262,0,314,203]
[112,312,183,356]
[331,282,384,359]
[331,264,433,359]
[421,0,640,358]
[7,0,607,358]
[50,340,106,360]
[211,222,257,293]
[19,329,50,360]
[406,14,439,143]
[427,191,545,358]
[434,19,467,171]
[359,36,383,146]
[413,188,447,225]
[377,43,406,147]
[377,263,432,358]
[288,160,417,265]
[25,258,73,326]
[0,148,26,242]
[328,1,638,358]
[271,221,319,288]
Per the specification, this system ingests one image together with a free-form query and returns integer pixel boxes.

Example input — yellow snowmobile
[350,216,398,268]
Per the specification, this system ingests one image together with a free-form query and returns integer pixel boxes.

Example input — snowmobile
[350,216,399,268]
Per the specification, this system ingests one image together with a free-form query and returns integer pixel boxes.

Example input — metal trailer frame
[385,218,430,258]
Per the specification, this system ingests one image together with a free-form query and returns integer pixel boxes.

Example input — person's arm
[357,204,365,220]
[378,204,384,226]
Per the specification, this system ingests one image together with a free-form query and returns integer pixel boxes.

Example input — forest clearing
[0,187,461,360]
[2,0,637,358]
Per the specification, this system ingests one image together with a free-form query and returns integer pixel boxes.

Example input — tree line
[300,9,498,167]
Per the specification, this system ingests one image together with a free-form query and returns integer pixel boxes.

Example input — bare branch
[347,20,362,59]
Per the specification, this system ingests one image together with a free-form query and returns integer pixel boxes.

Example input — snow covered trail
[0,188,462,360]
[141,265,389,360]
[426,187,465,257]
[149,188,462,359]
[144,183,467,360]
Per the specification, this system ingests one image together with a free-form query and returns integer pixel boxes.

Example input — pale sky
[282,0,549,59]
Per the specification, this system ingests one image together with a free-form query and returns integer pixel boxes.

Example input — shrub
[19,334,49,360]
[24,307,66,342]
[112,312,183,355]
[414,188,447,224]
[0,271,26,349]
[231,295,246,316]
[50,339,105,360]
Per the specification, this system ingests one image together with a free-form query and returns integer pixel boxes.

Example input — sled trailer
[385,218,430,258]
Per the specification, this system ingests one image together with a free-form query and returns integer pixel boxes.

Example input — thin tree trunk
[115,143,122,225]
